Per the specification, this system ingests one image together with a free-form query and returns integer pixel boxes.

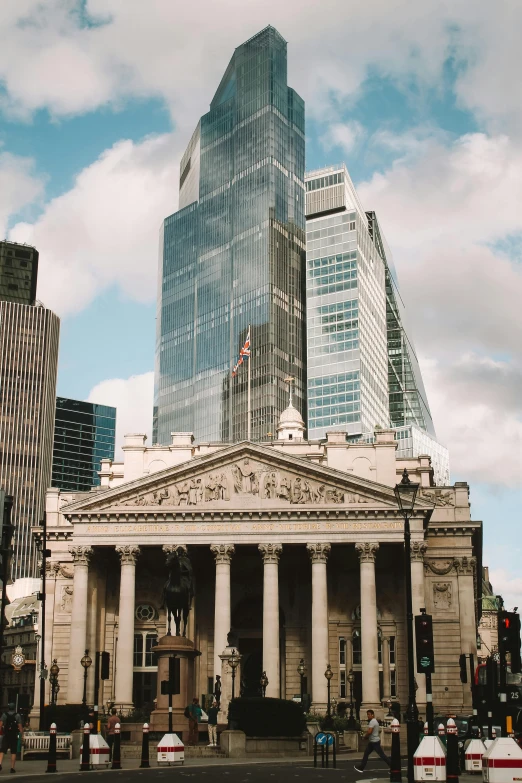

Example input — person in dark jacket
[207,701,219,747]
[0,703,23,773]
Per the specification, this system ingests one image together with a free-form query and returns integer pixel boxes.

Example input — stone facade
[35,426,481,721]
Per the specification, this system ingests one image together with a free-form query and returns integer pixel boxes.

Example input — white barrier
[483,737,522,783]
[157,733,184,766]
[89,734,110,767]
[414,735,447,781]
[465,738,486,772]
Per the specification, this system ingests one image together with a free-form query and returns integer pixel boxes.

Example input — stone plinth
[220,730,246,757]
[150,635,201,738]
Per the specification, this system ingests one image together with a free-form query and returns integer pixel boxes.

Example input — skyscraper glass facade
[154,26,306,445]
[305,165,390,439]
[52,398,116,491]
[0,241,38,306]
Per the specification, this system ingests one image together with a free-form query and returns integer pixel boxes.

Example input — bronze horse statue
[162,549,194,636]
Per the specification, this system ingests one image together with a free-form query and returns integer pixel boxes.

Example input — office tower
[154,26,306,444]
[366,211,436,435]
[0,241,39,306]
[305,165,390,439]
[0,301,60,579]
[52,398,116,492]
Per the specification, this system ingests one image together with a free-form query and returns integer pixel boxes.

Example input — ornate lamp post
[80,650,92,707]
[324,663,334,729]
[229,652,239,701]
[394,468,420,783]
[49,659,60,707]
[297,659,306,705]
[347,668,357,729]
[260,671,269,697]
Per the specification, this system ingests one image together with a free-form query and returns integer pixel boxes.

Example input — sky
[1,1,521,606]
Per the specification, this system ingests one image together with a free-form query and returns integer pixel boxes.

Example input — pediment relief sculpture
[114,458,372,509]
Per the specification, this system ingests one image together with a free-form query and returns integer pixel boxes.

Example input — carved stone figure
[433,582,452,611]
[278,477,291,501]
[177,481,190,505]
[293,477,303,503]
[162,548,194,636]
[61,585,73,612]
[216,474,229,501]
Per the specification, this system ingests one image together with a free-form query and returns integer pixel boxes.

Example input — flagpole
[247,323,251,441]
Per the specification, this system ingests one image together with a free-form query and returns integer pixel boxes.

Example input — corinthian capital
[455,556,476,575]
[116,545,140,565]
[163,544,188,558]
[210,543,235,564]
[258,543,283,564]
[410,541,428,561]
[355,542,379,563]
[307,543,331,564]
[69,546,93,566]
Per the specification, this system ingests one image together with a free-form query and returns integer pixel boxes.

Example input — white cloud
[87,371,154,459]
[320,121,365,155]
[0,151,45,237]
[9,133,180,315]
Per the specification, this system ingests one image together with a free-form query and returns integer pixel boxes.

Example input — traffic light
[101,651,110,680]
[459,654,468,683]
[498,611,522,674]
[161,656,180,696]
[415,612,435,673]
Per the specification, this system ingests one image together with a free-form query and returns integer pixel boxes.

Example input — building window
[134,632,158,669]
[135,604,156,622]
[352,630,361,665]
[339,637,347,697]
[340,669,347,699]
[133,634,144,667]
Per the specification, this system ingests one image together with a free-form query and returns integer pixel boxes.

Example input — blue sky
[1,1,521,604]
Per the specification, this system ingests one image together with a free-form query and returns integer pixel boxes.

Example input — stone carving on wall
[410,541,428,561]
[355,542,380,562]
[45,561,61,578]
[419,489,455,506]
[306,542,331,564]
[424,559,456,576]
[61,585,73,612]
[455,556,476,576]
[210,544,235,564]
[115,458,372,508]
[69,546,93,565]
[258,543,283,563]
[116,545,140,565]
[433,582,452,611]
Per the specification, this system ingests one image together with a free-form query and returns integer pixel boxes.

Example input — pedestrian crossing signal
[415,613,435,673]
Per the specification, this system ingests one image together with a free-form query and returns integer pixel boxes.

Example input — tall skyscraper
[0,241,39,306]
[154,26,306,445]
[305,165,390,439]
[52,398,116,492]
[0,301,60,579]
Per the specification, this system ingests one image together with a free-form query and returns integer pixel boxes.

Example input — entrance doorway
[239,638,263,697]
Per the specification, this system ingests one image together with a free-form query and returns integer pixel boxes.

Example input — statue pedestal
[150,635,201,737]
[218,646,241,724]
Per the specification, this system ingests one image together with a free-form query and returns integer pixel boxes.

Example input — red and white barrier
[157,733,184,766]
[465,738,486,772]
[414,735,447,781]
[483,737,522,783]
[89,734,110,767]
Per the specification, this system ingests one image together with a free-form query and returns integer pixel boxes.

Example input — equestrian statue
[162,548,194,636]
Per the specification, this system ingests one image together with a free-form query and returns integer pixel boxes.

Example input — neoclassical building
[34,404,481,721]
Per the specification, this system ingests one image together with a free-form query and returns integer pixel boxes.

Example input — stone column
[210,544,235,679]
[355,542,380,708]
[67,546,93,704]
[306,543,331,709]
[43,562,60,704]
[258,543,283,698]
[381,636,391,700]
[114,545,140,711]
[456,556,478,710]
[411,541,428,708]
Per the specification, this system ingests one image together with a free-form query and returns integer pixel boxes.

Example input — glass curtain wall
[154,26,306,444]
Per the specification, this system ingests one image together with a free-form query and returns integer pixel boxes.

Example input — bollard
[46,722,57,774]
[424,722,429,736]
[111,722,121,770]
[80,724,90,771]
[438,723,447,748]
[140,723,150,769]
[446,718,459,783]
[390,718,402,783]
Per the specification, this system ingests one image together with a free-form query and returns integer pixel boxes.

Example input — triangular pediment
[61,442,434,515]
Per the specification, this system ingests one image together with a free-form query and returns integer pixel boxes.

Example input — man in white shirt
[354,709,391,773]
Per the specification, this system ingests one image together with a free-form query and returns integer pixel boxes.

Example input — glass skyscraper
[153,26,306,444]
[52,398,116,491]
[0,241,39,307]
[305,165,390,438]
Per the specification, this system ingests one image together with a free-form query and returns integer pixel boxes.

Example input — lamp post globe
[394,468,420,783]
[324,664,334,729]
[229,653,239,701]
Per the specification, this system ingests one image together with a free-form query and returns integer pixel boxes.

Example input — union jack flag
[232,328,251,377]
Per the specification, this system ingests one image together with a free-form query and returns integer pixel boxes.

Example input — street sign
[315,732,334,746]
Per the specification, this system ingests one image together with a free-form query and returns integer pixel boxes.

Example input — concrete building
[0,301,60,579]
[52,398,116,492]
[37,403,481,724]
[154,26,306,445]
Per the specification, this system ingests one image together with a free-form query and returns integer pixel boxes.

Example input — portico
[38,427,481,723]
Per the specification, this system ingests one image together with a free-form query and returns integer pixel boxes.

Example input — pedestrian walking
[354,709,390,773]
[105,708,120,761]
[207,700,219,747]
[187,698,202,746]
[0,702,23,774]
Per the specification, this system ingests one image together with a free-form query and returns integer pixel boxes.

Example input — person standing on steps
[207,700,219,747]
[0,702,23,774]
[187,697,202,746]
[354,709,390,773]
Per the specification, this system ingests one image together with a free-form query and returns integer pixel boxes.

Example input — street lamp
[260,671,269,697]
[229,653,239,701]
[324,664,334,729]
[297,659,306,705]
[49,659,60,707]
[347,669,357,729]
[80,650,92,707]
[394,468,420,783]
